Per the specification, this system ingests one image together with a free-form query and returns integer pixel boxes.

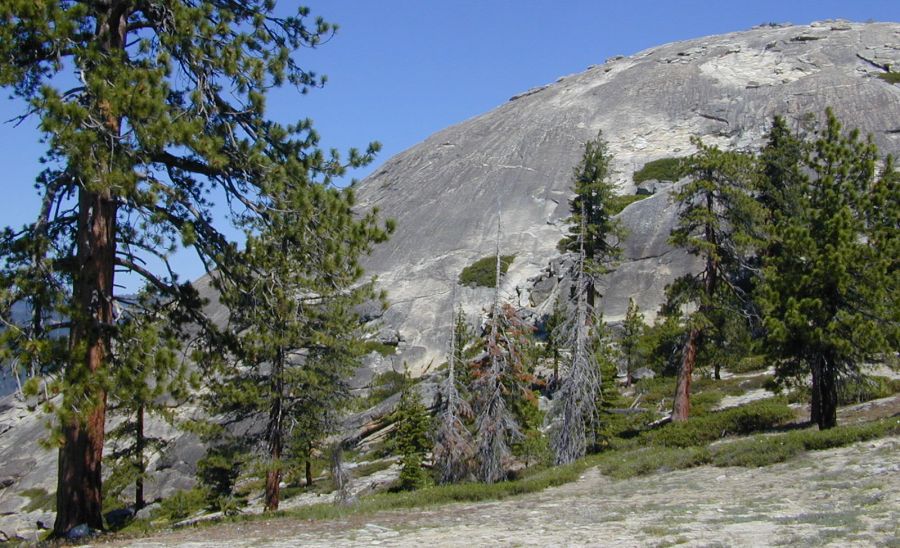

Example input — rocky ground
[95,433,899,547]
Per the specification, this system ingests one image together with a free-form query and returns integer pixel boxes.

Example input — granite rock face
[353,20,900,371]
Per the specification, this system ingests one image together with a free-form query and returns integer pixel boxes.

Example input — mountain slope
[354,20,900,370]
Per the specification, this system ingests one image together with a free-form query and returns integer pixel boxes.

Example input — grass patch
[459,255,515,288]
[597,446,711,479]
[459,255,516,287]
[20,487,55,512]
[608,193,649,215]
[361,340,397,357]
[877,72,900,84]
[633,157,687,183]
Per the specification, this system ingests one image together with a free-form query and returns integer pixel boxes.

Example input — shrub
[459,255,515,287]
[633,157,687,184]
[711,435,804,467]
[877,72,900,84]
[607,194,649,215]
[20,487,55,512]
[598,446,710,479]
[642,398,795,448]
[361,340,397,357]
[158,488,207,522]
[837,375,900,405]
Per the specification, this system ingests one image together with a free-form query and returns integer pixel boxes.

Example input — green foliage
[459,255,515,287]
[728,355,768,374]
[106,290,197,508]
[361,340,398,357]
[558,131,624,283]
[621,298,645,383]
[196,444,244,512]
[598,446,711,479]
[757,109,899,429]
[355,370,413,411]
[20,487,55,512]
[876,72,900,84]
[607,194,649,215]
[0,0,387,530]
[157,489,208,523]
[391,375,431,490]
[639,398,795,448]
[639,314,685,376]
[633,157,688,183]
[837,375,900,405]
[710,417,900,467]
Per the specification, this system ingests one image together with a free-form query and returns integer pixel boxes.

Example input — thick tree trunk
[264,349,285,512]
[672,328,699,422]
[54,188,117,535]
[305,457,313,488]
[135,404,145,510]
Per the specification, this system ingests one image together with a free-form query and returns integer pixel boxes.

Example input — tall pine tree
[667,139,762,421]
[212,179,392,511]
[758,110,899,429]
[0,2,367,534]
[559,131,623,310]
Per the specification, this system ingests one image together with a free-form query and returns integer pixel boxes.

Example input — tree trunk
[305,457,313,488]
[714,363,721,381]
[812,355,837,430]
[672,328,699,422]
[54,188,117,535]
[264,348,285,512]
[135,404,145,510]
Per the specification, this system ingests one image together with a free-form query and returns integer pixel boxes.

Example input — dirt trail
[100,435,899,547]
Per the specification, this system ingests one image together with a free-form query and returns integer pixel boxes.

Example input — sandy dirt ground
[98,434,899,547]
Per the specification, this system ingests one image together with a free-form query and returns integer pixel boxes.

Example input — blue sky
[1,1,897,290]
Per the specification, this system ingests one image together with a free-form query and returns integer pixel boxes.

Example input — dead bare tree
[432,288,474,484]
[550,211,602,465]
[473,206,523,483]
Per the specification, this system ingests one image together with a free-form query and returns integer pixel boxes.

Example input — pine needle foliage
[0,1,373,533]
[757,109,899,429]
[392,374,431,491]
[432,301,474,484]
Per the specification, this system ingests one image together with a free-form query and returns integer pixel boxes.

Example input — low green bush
[361,340,397,357]
[877,72,900,84]
[597,446,710,479]
[607,194,649,215]
[459,255,515,287]
[642,398,795,448]
[728,355,768,374]
[838,375,900,405]
[157,488,207,522]
[711,435,804,467]
[633,157,687,183]
[20,487,55,512]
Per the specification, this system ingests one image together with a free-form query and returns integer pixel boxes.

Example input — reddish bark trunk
[672,328,699,422]
[54,188,117,535]
[264,349,285,512]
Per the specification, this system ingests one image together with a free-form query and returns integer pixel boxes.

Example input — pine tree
[559,131,624,310]
[758,109,899,429]
[550,216,601,465]
[621,298,645,386]
[667,139,763,421]
[106,290,196,511]
[472,210,526,484]
[432,295,473,484]
[0,2,365,533]
[212,179,392,511]
[392,374,431,490]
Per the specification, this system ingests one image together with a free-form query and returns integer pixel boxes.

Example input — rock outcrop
[353,20,900,370]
